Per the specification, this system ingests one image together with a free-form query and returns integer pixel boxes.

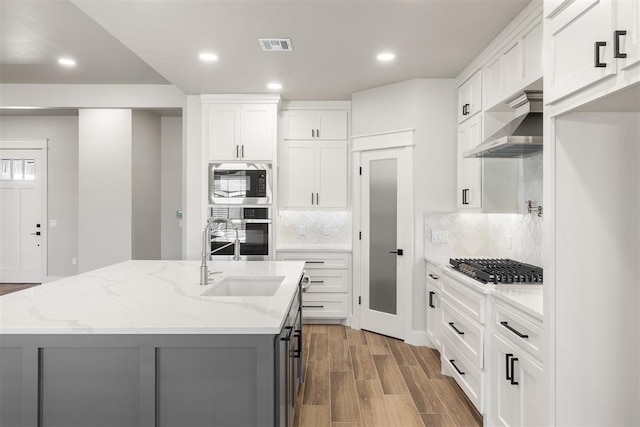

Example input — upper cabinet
[483,21,542,110]
[282,110,349,140]
[202,95,279,162]
[545,0,640,112]
[457,70,482,123]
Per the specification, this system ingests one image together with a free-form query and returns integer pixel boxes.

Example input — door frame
[0,138,48,282]
[351,129,414,340]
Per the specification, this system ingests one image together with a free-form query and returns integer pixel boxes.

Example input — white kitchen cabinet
[281,141,348,209]
[483,21,542,110]
[490,334,545,427]
[457,114,482,209]
[426,262,444,350]
[616,0,640,71]
[457,70,482,123]
[204,102,277,161]
[282,110,348,140]
[276,251,351,321]
[546,0,616,103]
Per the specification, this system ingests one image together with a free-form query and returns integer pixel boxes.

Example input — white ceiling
[1,0,533,100]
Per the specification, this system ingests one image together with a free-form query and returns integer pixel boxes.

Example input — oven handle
[232,219,272,224]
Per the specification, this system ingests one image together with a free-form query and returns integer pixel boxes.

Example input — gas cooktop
[449,258,543,285]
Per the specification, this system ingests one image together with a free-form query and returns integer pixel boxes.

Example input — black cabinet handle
[429,291,436,308]
[305,261,325,264]
[317,128,320,138]
[500,321,529,339]
[310,280,324,284]
[302,305,324,308]
[462,105,466,115]
[594,41,607,67]
[505,353,513,381]
[465,103,470,115]
[510,356,519,385]
[449,359,465,375]
[389,249,404,256]
[241,145,244,158]
[462,189,469,205]
[428,274,439,280]
[316,193,319,205]
[614,30,627,58]
[448,322,465,335]
[236,145,240,158]
[312,129,315,138]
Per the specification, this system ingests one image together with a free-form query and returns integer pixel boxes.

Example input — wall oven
[209,207,272,260]
[208,163,272,205]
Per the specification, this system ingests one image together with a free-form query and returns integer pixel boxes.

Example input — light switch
[49,219,58,227]
[431,230,449,243]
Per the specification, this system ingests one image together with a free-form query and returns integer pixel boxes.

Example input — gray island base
[0,260,305,427]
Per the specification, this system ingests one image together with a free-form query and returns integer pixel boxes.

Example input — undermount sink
[201,276,285,297]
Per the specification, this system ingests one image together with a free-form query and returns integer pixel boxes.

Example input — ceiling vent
[259,38,293,52]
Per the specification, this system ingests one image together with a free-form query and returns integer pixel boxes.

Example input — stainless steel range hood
[464,91,543,158]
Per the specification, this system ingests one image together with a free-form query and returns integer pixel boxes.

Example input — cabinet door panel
[317,142,348,208]
[523,22,543,84]
[283,111,316,140]
[492,335,521,427]
[282,142,315,208]
[457,115,482,209]
[547,0,615,103]
[206,105,240,161]
[241,104,274,161]
[617,0,640,71]
[317,111,348,140]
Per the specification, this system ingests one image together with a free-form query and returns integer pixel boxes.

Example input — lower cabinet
[277,250,351,321]
[490,334,544,427]
[426,263,444,349]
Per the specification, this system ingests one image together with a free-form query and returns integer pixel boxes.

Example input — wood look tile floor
[295,324,482,427]
[0,283,39,296]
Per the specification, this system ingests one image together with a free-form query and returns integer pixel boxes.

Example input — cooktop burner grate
[449,258,543,285]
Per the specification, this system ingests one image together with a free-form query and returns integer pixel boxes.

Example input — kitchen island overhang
[0,260,305,427]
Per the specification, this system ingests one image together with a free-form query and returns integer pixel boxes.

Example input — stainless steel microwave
[208,163,272,205]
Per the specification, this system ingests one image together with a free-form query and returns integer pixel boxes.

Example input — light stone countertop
[425,256,543,320]
[276,244,352,252]
[0,260,305,335]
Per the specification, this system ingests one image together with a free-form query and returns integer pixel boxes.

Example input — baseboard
[405,330,429,346]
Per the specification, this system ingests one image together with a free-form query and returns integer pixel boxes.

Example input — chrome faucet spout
[200,218,241,285]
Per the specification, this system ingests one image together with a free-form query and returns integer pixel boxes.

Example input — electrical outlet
[49,219,58,227]
[323,225,331,235]
[299,225,306,236]
[431,230,449,243]
[71,257,77,266]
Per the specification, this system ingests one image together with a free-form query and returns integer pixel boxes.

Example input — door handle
[614,30,627,58]
[389,249,403,256]
[594,41,607,67]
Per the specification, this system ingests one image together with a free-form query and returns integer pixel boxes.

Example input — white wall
[0,115,79,277]
[351,79,457,341]
[160,117,183,260]
[78,109,132,273]
[131,110,161,260]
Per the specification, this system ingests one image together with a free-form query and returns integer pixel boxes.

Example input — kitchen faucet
[200,218,241,285]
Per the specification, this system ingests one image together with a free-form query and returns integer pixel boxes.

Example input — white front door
[0,150,44,283]
[360,148,411,339]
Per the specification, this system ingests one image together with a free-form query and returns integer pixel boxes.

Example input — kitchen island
[0,260,305,427]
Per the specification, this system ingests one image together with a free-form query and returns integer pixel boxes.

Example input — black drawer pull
[428,291,436,308]
[510,356,519,385]
[449,359,465,375]
[310,280,324,284]
[505,353,514,381]
[302,305,324,308]
[428,273,439,280]
[448,322,465,335]
[594,41,607,67]
[305,261,325,264]
[500,321,529,339]
[614,30,627,58]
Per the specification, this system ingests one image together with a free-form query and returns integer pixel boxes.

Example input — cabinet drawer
[441,300,484,369]
[494,301,542,361]
[301,293,348,319]
[426,262,444,288]
[303,269,349,293]
[442,335,483,413]
[441,273,486,324]
[277,251,350,269]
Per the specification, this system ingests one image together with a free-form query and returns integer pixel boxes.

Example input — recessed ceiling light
[58,57,76,67]
[267,82,282,90]
[376,52,395,62]
[199,52,219,62]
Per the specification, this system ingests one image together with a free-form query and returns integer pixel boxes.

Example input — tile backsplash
[277,211,352,246]
[424,212,543,266]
